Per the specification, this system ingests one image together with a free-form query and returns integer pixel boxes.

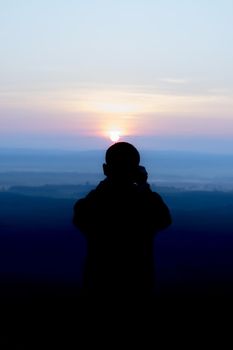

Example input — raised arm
[138,184,172,233]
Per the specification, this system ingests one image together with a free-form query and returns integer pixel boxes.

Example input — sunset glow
[1,0,233,152]
[109,131,121,143]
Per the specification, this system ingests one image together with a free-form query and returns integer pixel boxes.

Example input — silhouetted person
[73,142,171,301]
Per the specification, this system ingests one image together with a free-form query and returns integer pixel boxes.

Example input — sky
[1,0,233,152]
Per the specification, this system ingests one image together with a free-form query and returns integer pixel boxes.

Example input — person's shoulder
[74,180,107,204]
[136,183,161,198]
[137,184,168,206]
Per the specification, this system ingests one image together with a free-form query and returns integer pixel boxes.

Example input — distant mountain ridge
[1,149,233,191]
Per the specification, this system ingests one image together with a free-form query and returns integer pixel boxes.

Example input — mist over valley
[0,148,233,191]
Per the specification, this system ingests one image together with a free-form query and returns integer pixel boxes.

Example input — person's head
[103,142,140,184]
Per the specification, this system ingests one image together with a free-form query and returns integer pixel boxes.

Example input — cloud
[159,78,188,84]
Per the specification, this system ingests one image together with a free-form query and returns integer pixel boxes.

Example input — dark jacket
[73,178,171,297]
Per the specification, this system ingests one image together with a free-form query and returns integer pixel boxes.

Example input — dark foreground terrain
[0,188,233,347]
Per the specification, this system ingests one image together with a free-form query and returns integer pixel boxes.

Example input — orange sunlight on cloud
[2,86,233,141]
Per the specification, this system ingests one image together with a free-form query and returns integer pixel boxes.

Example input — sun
[109,131,121,143]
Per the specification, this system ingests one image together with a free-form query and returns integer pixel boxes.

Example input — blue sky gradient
[1,0,233,151]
